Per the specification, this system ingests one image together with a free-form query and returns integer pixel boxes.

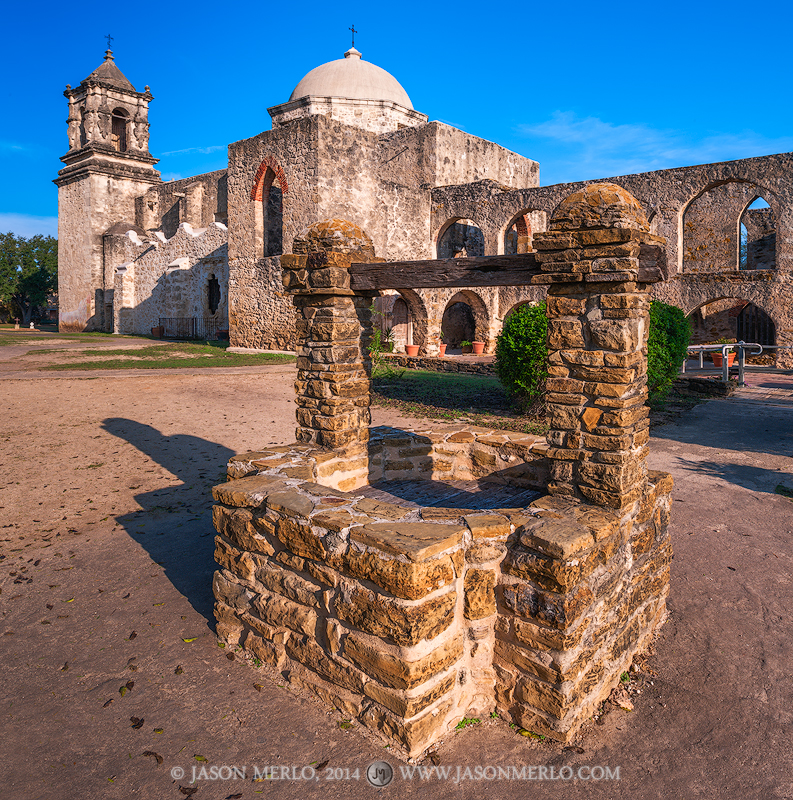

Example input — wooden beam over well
[349,247,665,291]
[349,254,544,290]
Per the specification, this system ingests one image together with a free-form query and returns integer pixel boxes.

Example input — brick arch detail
[251,157,289,201]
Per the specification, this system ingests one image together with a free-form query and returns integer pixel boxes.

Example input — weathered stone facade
[57,49,793,364]
[211,192,673,756]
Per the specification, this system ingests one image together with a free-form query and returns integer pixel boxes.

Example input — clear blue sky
[2,0,791,238]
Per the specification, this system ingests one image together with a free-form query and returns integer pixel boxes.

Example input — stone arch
[679,179,780,274]
[436,218,485,259]
[684,293,779,346]
[501,208,539,255]
[440,290,490,347]
[502,298,540,321]
[739,196,775,270]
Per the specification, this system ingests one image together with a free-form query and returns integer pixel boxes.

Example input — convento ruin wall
[210,187,674,757]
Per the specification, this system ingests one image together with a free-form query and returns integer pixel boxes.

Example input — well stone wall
[211,188,674,756]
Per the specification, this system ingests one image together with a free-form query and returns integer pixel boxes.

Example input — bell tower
[55,48,160,331]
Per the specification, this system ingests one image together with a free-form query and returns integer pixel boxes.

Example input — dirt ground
[2,331,793,799]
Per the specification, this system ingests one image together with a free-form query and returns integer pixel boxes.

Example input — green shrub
[494,298,690,409]
[647,300,691,402]
[494,302,548,410]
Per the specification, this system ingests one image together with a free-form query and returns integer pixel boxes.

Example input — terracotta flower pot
[711,351,736,368]
[151,326,164,339]
[438,344,447,356]
[472,341,485,355]
[461,345,473,354]
[405,344,420,357]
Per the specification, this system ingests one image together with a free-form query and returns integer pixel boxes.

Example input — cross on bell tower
[349,25,357,48]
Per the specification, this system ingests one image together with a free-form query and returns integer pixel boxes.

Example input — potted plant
[461,340,473,354]
[405,343,420,357]
[151,325,164,339]
[438,330,447,356]
[472,340,486,355]
[711,337,736,368]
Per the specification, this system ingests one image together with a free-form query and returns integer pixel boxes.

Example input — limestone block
[515,676,575,718]
[361,697,455,758]
[548,319,585,349]
[350,522,464,562]
[501,581,594,631]
[289,669,366,717]
[518,519,593,560]
[463,513,511,539]
[465,541,507,566]
[253,558,323,608]
[589,319,639,351]
[364,672,457,718]
[464,569,496,620]
[509,614,591,652]
[213,506,275,556]
[214,536,256,582]
[335,586,457,646]
[344,633,464,690]
[252,590,319,637]
[276,516,327,560]
[275,551,305,571]
[285,634,366,694]
[212,475,289,508]
[337,547,457,601]
[213,570,252,612]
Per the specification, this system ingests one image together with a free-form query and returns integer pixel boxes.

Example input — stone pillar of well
[533,184,664,510]
[281,219,381,453]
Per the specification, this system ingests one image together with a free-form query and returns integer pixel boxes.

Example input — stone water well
[210,187,673,758]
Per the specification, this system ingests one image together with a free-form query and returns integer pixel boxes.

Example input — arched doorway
[391,296,409,351]
[440,290,489,348]
[688,298,776,346]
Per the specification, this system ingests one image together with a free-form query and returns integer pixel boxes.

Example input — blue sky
[2,0,791,238]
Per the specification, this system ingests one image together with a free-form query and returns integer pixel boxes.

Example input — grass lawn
[39,341,295,370]
[371,368,548,435]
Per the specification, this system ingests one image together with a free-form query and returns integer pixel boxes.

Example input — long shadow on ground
[651,396,793,459]
[101,417,234,621]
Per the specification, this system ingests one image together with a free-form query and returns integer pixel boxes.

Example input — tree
[0,233,58,325]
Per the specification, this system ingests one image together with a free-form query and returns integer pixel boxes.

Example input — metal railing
[682,342,792,386]
[159,317,224,340]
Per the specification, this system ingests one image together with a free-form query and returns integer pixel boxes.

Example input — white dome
[288,48,413,109]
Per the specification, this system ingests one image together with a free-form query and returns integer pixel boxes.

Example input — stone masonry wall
[211,433,670,755]
[112,222,228,336]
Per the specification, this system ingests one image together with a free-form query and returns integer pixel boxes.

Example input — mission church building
[56,44,793,359]
[55,44,539,350]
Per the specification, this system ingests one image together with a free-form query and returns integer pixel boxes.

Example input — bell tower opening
[111,108,129,152]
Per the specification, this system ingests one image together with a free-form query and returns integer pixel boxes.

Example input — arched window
[252,160,287,259]
[208,274,221,314]
[111,108,129,152]
[437,219,485,259]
